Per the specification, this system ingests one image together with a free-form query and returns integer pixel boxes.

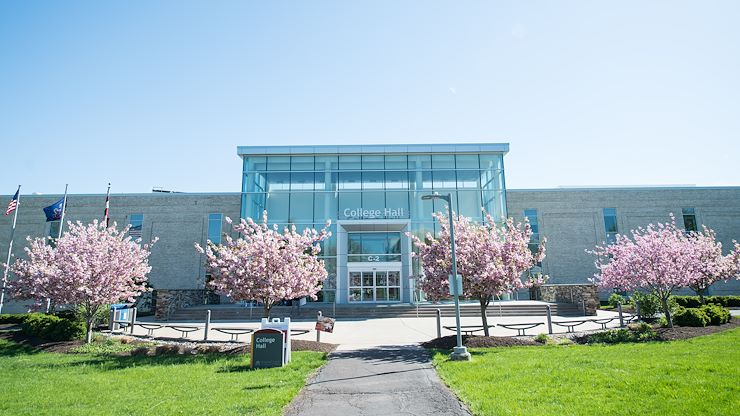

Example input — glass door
[348,269,401,302]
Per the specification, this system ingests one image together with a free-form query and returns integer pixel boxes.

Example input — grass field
[433,328,740,416]
[0,339,325,416]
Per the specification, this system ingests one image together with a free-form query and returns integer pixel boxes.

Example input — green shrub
[672,307,709,327]
[20,313,85,341]
[607,293,625,308]
[631,292,661,319]
[585,322,659,344]
[673,295,740,308]
[0,314,29,324]
[673,296,703,308]
[534,333,549,344]
[699,304,731,325]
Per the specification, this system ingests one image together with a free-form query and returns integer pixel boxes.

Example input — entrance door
[348,268,401,303]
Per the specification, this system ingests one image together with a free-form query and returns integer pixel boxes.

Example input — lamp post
[421,193,471,361]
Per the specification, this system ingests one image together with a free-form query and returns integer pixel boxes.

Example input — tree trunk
[263,301,272,320]
[86,318,94,344]
[479,296,491,336]
[661,295,673,328]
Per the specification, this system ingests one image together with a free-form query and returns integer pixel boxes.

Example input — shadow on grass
[0,340,42,357]
[33,352,248,370]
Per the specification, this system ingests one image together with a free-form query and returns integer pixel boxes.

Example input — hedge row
[673,296,740,308]
[4,313,86,341]
[673,305,732,327]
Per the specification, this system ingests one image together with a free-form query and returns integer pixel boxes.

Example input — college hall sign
[343,207,405,219]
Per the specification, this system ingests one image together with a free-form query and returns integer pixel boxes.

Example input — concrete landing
[284,345,471,416]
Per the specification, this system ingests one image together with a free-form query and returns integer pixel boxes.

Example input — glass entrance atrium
[238,144,509,304]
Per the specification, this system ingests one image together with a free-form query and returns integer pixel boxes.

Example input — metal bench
[212,328,255,341]
[552,320,589,333]
[290,329,311,336]
[498,322,544,336]
[590,317,619,330]
[443,325,495,336]
[136,323,163,337]
[168,325,202,339]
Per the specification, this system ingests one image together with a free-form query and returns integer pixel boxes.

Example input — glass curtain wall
[241,152,507,302]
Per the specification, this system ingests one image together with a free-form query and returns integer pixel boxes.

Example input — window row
[243,154,504,172]
[243,169,504,193]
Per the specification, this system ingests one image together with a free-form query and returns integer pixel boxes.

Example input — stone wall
[539,284,599,316]
[154,289,220,320]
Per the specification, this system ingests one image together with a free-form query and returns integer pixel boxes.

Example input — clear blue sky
[1,1,738,195]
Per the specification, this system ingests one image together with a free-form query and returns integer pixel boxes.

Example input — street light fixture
[421,192,471,361]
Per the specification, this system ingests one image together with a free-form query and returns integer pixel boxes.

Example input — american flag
[5,189,19,216]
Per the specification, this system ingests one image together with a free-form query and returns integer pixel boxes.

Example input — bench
[212,328,256,341]
[443,325,495,336]
[590,317,619,330]
[498,322,544,336]
[552,320,589,333]
[168,325,202,339]
[290,329,311,336]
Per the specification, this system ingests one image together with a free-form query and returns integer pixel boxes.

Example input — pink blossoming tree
[591,216,700,327]
[687,226,740,304]
[410,212,546,336]
[196,211,330,319]
[9,220,156,343]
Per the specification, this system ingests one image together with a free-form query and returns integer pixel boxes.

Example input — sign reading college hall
[343,207,405,220]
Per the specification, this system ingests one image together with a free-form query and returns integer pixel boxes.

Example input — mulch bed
[655,320,739,341]
[222,339,338,355]
[421,334,537,349]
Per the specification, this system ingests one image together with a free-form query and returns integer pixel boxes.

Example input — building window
[603,208,618,244]
[682,208,697,232]
[523,209,540,257]
[208,213,223,244]
[129,214,144,239]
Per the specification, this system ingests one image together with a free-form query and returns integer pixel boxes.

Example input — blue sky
[1,1,738,195]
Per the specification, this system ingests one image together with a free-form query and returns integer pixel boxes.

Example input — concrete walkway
[284,345,471,416]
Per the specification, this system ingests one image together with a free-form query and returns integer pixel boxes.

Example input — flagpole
[104,183,111,228]
[0,185,21,314]
[57,184,68,239]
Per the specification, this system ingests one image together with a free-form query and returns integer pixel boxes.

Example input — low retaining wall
[539,284,599,316]
[154,289,219,320]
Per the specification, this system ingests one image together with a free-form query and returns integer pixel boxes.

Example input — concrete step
[165,302,583,321]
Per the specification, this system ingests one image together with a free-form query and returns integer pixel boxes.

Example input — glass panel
[387,233,401,254]
[266,192,290,221]
[408,154,432,169]
[315,155,338,170]
[339,155,361,170]
[338,172,362,190]
[433,170,456,189]
[362,272,374,287]
[388,271,400,286]
[457,191,483,220]
[455,154,479,169]
[207,213,222,244]
[264,172,290,192]
[348,234,362,255]
[385,155,407,169]
[375,288,387,301]
[339,192,362,219]
[603,208,617,217]
[244,193,266,219]
[362,288,374,301]
[385,192,409,218]
[362,234,386,254]
[362,171,384,190]
[681,207,695,215]
[388,288,400,301]
[350,272,362,287]
[683,215,697,232]
[480,154,503,171]
[349,288,361,302]
[244,156,267,172]
[361,155,384,170]
[290,156,314,170]
[385,171,409,189]
[376,271,387,286]
[245,171,266,193]
[456,170,480,189]
[267,156,290,171]
[362,191,385,214]
[314,192,337,223]
[290,171,315,190]
[432,154,455,169]
[289,193,313,223]
[524,209,538,218]
[604,216,618,234]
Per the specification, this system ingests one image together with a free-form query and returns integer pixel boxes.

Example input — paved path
[284,345,471,416]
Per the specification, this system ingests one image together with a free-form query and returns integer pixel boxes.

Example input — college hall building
[2,143,739,314]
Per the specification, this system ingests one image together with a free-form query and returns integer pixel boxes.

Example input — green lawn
[433,328,740,416]
[0,339,324,416]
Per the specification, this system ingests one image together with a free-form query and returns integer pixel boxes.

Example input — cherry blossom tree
[196,211,330,319]
[410,212,546,336]
[8,220,156,343]
[591,216,699,328]
[687,226,740,304]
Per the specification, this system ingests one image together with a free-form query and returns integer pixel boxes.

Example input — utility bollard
[316,311,322,342]
[204,310,211,341]
[436,309,442,339]
[546,305,553,334]
[618,303,624,327]
[108,308,115,332]
[636,303,641,321]
[130,307,137,334]
[582,300,586,316]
